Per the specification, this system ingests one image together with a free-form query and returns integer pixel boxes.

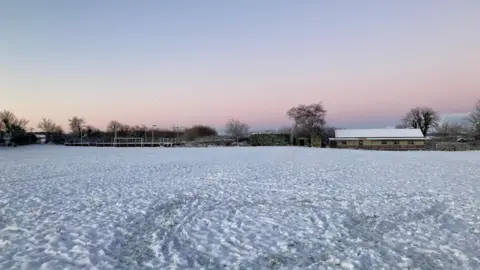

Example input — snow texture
[1,146,479,269]
[334,129,424,139]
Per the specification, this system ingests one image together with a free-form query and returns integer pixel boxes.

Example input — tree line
[1,99,480,145]
[395,100,480,139]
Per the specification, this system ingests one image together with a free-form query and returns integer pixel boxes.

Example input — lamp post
[172,125,184,146]
[143,125,147,142]
[114,125,117,147]
[173,125,178,145]
[29,128,33,144]
[142,125,147,147]
[151,125,156,147]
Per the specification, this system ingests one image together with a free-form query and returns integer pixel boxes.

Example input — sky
[2,1,479,131]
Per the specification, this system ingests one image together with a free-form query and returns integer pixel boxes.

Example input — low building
[36,134,47,144]
[330,128,425,150]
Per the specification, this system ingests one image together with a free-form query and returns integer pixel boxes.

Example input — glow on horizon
[2,1,479,131]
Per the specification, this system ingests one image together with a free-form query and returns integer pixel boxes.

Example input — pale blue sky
[2,1,479,130]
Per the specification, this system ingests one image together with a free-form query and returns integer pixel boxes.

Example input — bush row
[248,133,290,146]
[433,142,480,151]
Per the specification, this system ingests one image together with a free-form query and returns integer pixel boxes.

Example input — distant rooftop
[334,128,424,138]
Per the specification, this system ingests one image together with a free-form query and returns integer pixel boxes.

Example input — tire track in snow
[108,194,224,269]
[341,200,480,269]
[178,197,335,269]
[109,196,194,268]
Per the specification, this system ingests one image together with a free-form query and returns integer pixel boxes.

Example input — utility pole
[151,125,156,147]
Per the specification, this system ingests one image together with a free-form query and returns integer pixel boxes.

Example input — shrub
[249,133,289,146]
[11,134,37,145]
[185,125,217,140]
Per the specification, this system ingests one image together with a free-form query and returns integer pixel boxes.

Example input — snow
[335,128,424,138]
[1,145,479,269]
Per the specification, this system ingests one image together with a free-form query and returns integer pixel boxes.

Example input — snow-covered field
[1,146,479,269]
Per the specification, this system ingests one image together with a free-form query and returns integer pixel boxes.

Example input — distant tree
[84,125,102,137]
[0,110,29,132]
[68,116,85,137]
[185,125,217,140]
[171,126,186,140]
[435,122,464,139]
[155,128,176,138]
[54,125,64,134]
[37,117,60,133]
[225,119,249,144]
[287,102,327,138]
[106,120,122,133]
[120,124,131,136]
[467,100,480,134]
[106,120,131,136]
[394,122,409,129]
[400,107,440,136]
[48,125,65,144]
[128,125,147,138]
[321,126,336,139]
[2,122,25,134]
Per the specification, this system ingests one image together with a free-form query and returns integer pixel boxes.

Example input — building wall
[335,139,424,150]
[36,135,46,144]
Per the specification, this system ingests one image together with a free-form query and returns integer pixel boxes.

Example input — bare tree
[107,120,131,136]
[321,126,336,139]
[225,119,249,144]
[400,107,440,136]
[185,125,217,140]
[129,125,146,138]
[68,116,86,137]
[467,100,480,134]
[287,102,327,138]
[84,125,101,137]
[435,122,464,139]
[37,118,60,133]
[0,110,19,126]
[0,110,29,131]
[107,120,123,132]
[54,125,64,134]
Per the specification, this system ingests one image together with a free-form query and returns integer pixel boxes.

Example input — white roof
[334,128,424,138]
[330,137,424,141]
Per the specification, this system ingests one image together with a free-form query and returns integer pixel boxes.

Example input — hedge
[249,133,290,146]
[10,134,38,146]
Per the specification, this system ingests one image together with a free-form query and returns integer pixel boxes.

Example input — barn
[329,128,425,150]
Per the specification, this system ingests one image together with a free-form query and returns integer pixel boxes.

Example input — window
[393,141,399,145]
[358,140,364,146]
[341,141,347,145]
[408,141,414,145]
[381,141,387,145]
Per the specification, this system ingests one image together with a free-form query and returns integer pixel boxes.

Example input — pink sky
[2,1,479,130]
